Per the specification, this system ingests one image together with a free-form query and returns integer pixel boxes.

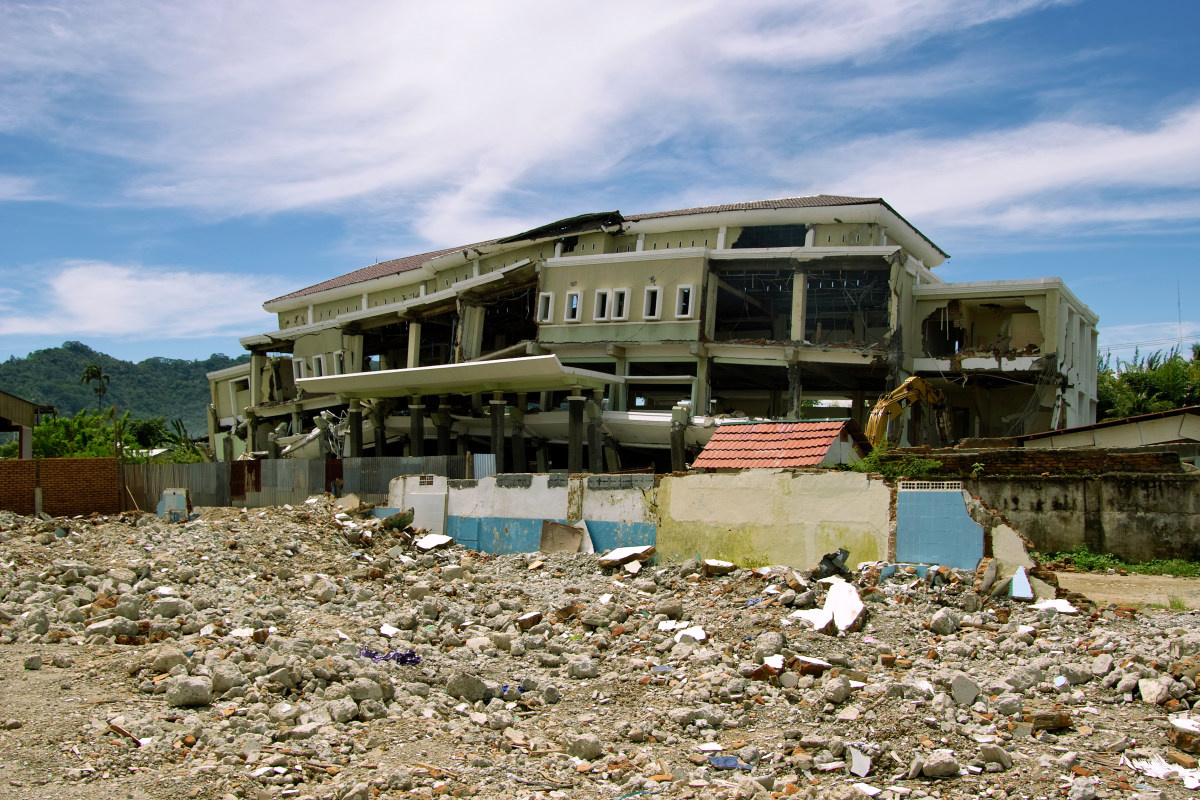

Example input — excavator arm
[865,376,950,448]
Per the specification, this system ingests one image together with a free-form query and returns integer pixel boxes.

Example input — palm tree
[80,363,111,411]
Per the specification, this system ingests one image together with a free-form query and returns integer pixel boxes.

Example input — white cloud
[0,174,43,201]
[0,0,1091,246]
[0,261,280,339]
[791,104,1200,234]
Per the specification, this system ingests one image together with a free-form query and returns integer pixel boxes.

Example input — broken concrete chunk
[921,749,960,778]
[929,607,960,636]
[827,579,866,633]
[1169,715,1200,753]
[414,533,453,551]
[598,545,655,569]
[702,559,736,576]
[1032,598,1078,615]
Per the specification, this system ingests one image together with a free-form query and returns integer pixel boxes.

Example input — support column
[511,392,527,473]
[407,321,422,368]
[533,437,548,472]
[603,433,621,472]
[851,390,866,428]
[489,391,506,474]
[587,389,603,474]
[249,351,266,406]
[19,425,32,459]
[434,395,452,455]
[567,390,585,474]
[786,362,803,419]
[695,354,711,415]
[410,396,425,458]
[347,399,363,458]
[791,272,808,341]
[670,404,687,473]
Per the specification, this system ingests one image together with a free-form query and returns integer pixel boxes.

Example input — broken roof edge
[266,194,946,308]
[1013,404,1200,442]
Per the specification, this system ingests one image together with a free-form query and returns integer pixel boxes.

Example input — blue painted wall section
[896,490,983,570]
[446,516,656,555]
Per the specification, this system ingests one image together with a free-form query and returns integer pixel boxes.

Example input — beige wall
[655,470,891,569]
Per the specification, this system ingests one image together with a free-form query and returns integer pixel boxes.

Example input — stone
[446,671,489,703]
[150,645,188,674]
[921,749,960,778]
[1139,678,1171,705]
[85,617,138,638]
[23,654,42,670]
[567,657,600,679]
[598,545,654,568]
[951,674,979,706]
[165,676,212,707]
[979,744,1012,770]
[567,733,603,761]
[824,676,851,705]
[929,608,960,636]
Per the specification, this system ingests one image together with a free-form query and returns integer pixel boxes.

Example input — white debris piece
[1032,598,1079,615]
[827,579,866,632]
[598,545,655,568]
[1121,753,1200,789]
[763,654,784,671]
[673,625,707,643]
[379,623,400,638]
[1011,566,1035,600]
[414,533,454,551]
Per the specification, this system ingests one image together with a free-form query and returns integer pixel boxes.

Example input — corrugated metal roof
[625,195,881,221]
[691,419,854,469]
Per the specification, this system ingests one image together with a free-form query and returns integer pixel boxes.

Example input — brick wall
[0,458,121,517]
[0,460,37,515]
[891,447,1182,476]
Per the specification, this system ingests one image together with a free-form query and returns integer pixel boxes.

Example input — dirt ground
[1056,571,1200,609]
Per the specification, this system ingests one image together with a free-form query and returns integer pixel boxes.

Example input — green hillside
[0,341,247,435]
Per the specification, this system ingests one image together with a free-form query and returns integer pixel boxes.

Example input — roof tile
[691,420,857,469]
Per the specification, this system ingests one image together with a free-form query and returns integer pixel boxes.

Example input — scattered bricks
[1026,710,1072,731]
[1168,750,1200,769]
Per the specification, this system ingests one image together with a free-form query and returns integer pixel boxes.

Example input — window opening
[565,291,582,322]
[593,290,610,321]
[675,285,694,318]
[644,286,662,320]
[611,288,630,320]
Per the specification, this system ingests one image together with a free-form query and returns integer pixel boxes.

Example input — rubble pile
[2,503,1200,800]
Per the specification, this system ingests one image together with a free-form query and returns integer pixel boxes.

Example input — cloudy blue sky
[1,0,1197,363]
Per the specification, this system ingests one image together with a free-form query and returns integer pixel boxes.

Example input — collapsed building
[207,196,1098,471]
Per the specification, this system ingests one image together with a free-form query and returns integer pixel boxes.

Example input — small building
[1015,405,1200,453]
[0,389,53,459]
[690,419,869,470]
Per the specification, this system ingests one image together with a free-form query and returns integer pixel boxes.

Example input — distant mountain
[0,341,248,435]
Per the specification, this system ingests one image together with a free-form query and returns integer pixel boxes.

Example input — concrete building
[1,389,53,459]
[208,195,1098,470]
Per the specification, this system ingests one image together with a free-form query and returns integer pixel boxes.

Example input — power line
[1098,334,1200,354]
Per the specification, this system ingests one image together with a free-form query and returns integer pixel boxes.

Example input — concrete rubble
[0,503,1198,799]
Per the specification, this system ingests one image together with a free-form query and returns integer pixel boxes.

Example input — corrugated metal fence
[124,462,230,511]
[122,456,468,511]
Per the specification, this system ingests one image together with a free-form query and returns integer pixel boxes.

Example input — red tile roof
[691,420,858,469]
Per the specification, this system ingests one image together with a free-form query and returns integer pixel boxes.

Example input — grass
[1041,544,1200,578]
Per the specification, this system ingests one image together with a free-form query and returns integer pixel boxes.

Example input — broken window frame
[311,354,326,377]
[611,287,630,321]
[643,286,662,320]
[536,291,555,323]
[331,350,345,375]
[593,289,611,322]
[291,358,307,381]
[564,290,582,323]
[675,284,695,319]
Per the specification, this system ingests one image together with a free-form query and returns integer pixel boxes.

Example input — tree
[80,363,111,411]
[1096,345,1200,420]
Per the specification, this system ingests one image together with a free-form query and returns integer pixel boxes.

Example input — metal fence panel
[122,462,230,511]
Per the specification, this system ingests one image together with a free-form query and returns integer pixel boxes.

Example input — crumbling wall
[967,474,1200,562]
[655,470,889,569]
[0,458,120,517]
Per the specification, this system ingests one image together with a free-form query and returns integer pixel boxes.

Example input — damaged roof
[691,419,867,470]
[268,194,941,306]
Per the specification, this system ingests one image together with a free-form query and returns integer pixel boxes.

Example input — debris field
[2,499,1200,800]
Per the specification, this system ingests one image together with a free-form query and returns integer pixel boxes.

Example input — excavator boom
[864,376,949,448]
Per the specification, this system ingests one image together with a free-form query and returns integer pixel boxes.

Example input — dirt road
[1055,570,1200,608]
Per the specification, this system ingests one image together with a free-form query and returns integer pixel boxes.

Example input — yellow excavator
[865,376,951,448]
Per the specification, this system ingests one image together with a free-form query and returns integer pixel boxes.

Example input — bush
[850,442,942,480]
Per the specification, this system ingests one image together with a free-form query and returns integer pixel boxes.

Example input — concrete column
[410,396,425,458]
[534,437,548,472]
[567,391,585,473]
[791,273,808,341]
[347,399,363,458]
[670,404,687,473]
[456,303,485,362]
[407,321,422,368]
[490,391,506,473]
[19,425,32,459]
[715,226,727,249]
[851,391,866,428]
[587,390,603,474]
[787,362,803,419]
[695,355,711,415]
[603,434,621,472]
[373,421,387,457]
[249,352,266,407]
[511,392,527,473]
[435,395,452,455]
